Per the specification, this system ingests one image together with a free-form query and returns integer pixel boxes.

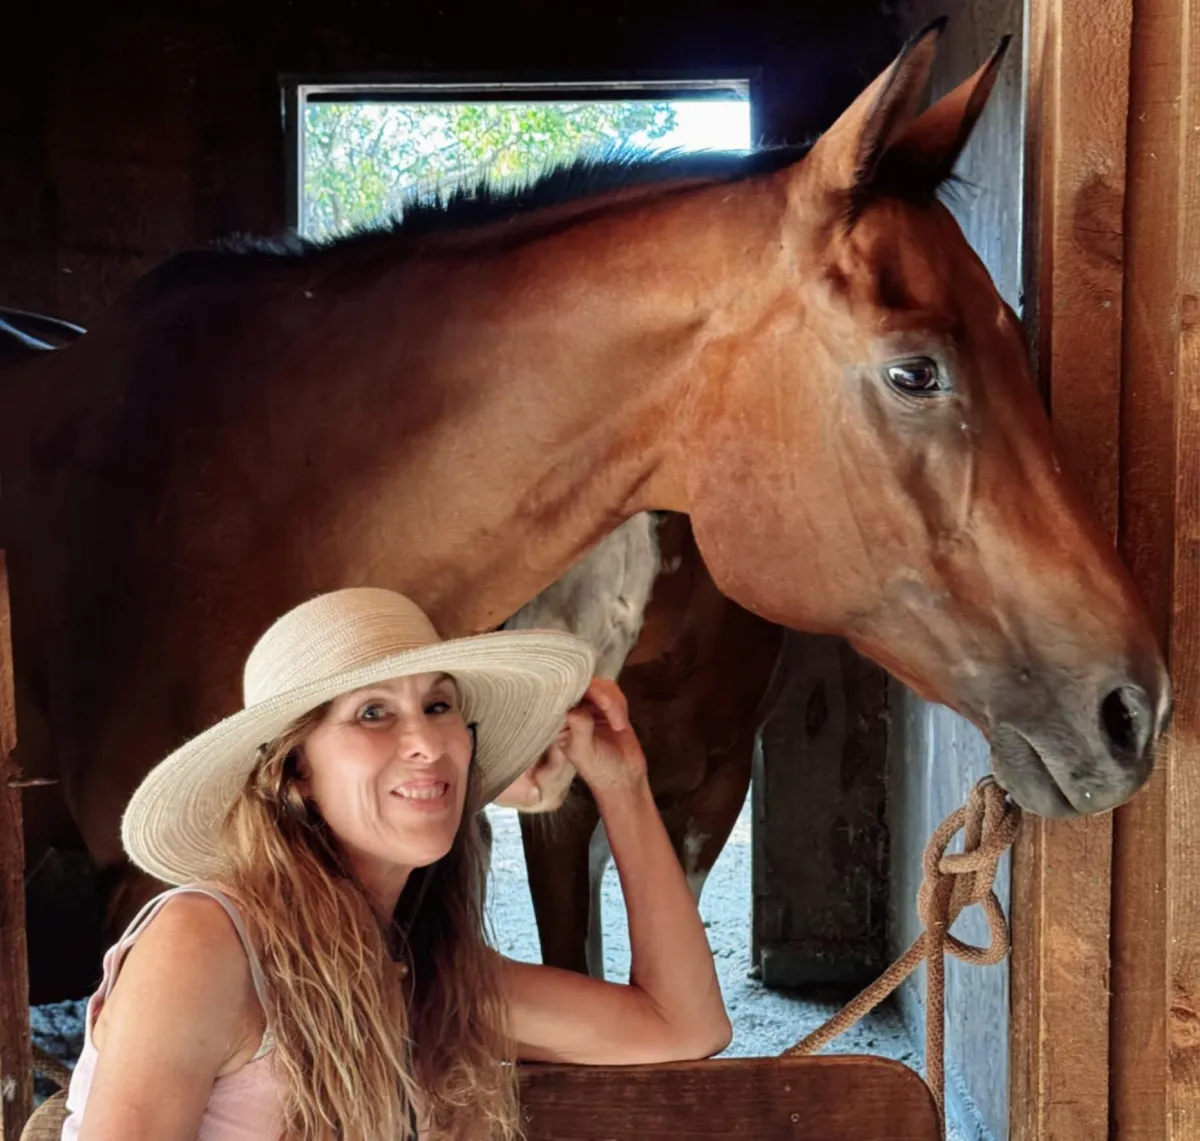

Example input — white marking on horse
[502,513,661,678]
[682,828,712,905]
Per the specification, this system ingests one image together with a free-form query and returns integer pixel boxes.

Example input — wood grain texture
[517,1056,940,1140]
[1166,1,1200,1131]
[1111,0,1200,1136]
[0,553,32,1141]
[1011,0,1133,1138]
[1111,0,1181,1135]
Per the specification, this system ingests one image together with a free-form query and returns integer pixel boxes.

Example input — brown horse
[495,511,783,976]
[0,22,1171,1002]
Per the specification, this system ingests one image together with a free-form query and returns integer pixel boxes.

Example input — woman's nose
[397,717,442,762]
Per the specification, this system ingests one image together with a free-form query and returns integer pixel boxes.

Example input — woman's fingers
[565,706,597,746]
[580,677,630,732]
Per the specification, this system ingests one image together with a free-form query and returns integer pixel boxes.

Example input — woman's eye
[358,703,388,722]
[426,700,453,716]
[884,357,945,396]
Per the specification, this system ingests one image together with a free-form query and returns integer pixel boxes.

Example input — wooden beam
[1108,0,1200,1134]
[1109,0,1182,1134]
[1010,1,1133,1138]
[1168,25,1200,1121]
[1114,0,1200,1134]
[517,1055,940,1140]
[0,552,33,1141]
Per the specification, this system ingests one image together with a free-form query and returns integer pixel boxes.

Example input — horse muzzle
[988,658,1170,817]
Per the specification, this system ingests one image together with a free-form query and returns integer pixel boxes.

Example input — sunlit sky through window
[635,100,752,152]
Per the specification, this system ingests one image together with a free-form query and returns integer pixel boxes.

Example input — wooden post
[1010,1,1133,1138]
[1109,0,1200,1135]
[0,552,33,1139]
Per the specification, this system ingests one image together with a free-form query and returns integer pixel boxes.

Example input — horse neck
[286,185,780,634]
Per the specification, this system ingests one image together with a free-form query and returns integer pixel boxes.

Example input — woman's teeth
[393,782,448,800]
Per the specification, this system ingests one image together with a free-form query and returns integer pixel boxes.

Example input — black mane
[132,136,966,297]
[221,141,816,258]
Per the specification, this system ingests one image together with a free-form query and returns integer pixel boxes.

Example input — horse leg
[518,794,599,976]
[659,732,755,910]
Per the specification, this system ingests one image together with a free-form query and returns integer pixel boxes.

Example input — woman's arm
[501,680,732,1065]
[79,894,262,1141]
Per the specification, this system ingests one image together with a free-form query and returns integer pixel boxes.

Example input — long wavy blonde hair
[216,702,520,1141]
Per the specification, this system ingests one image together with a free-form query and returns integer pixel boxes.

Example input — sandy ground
[482,792,920,1064]
[32,786,967,1136]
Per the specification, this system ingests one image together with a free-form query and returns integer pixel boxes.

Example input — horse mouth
[990,725,1078,817]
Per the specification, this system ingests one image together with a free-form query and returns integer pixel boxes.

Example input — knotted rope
[782,775,1021,1132]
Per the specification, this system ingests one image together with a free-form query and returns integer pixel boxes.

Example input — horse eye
[884,358,943,396]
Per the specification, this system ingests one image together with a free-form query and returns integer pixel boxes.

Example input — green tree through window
[303,101,680,241]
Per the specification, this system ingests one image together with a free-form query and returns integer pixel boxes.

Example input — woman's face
[298,671,472,886]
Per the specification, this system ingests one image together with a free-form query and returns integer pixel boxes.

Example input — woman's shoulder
[116,887,259,1007]
[92,886,265,1069]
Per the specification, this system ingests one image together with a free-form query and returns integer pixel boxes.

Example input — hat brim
[120,629,596,885]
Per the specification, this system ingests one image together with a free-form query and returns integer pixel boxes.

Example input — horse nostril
[1100,685,1153,765]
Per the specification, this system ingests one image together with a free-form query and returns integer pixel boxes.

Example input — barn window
[282,77,755,241]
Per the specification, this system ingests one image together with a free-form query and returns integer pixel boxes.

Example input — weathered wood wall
[1109,0,1200,1134]
[887,4,1023,1139]
[0,555,32,1141]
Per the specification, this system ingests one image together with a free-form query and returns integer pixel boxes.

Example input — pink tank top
[60,883,285,1141]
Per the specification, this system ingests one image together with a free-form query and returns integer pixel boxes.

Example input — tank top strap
[98,883,275,1057]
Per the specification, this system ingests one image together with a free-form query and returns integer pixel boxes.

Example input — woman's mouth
[390,780,451,809]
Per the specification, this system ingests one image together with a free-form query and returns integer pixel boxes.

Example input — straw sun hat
[121,587,597,886]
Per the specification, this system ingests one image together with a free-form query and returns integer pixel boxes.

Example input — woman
[63,587,731,1140]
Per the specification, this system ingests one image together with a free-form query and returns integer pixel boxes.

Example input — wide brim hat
[121,587,597,886]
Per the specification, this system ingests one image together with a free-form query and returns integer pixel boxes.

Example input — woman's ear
[291,745,312,794]
[279,749,314,824]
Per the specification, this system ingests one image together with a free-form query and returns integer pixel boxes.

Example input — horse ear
[882,35,1011,185]
[804,17,946,195]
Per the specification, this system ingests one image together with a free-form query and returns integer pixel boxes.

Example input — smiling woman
[299,673,473,885]
[59,588,731,1141]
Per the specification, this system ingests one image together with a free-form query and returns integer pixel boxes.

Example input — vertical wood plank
[0,552,33,1140]
[1110,0,1181,1134]
[1011,0,1133,1137]
[1167,1,1200,1130]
